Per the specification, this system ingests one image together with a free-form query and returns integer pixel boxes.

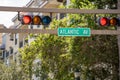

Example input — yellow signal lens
[110,18,117,26]
[33,16,42,25]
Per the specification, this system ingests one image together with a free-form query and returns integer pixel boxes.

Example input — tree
[20,43,38,80]
[0,60,26,80]
[69,0,119,79]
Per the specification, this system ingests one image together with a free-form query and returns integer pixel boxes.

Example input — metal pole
[0,29,120,35]
[117,0,120,79]
[0,6,120,14]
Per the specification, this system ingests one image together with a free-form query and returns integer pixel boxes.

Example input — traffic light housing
[97,17,120,27]
[21,15,52,25]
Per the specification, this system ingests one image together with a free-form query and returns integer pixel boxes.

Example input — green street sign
[58,28,91,36]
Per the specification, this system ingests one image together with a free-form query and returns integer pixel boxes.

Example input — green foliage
[0,61,26,80]
[36,34,71,80]
[70,0,97,9]
[20,41,40,80]
[89,0,117,9]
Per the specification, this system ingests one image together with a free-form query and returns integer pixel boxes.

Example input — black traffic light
[21,15,52,25]
[97,17,120,27]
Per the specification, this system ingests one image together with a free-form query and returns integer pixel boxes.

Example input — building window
[19,41,23,48]
[25,38,28,45]
[37,25,40,28]
[15,39,17,45]
[0,50,3,59]
[15,34,18,45]
[30,25,33,29]
[10,47,13,54]
[10,33,14,41]
[6,51,9,57]
[2,51,5,59]
[56,13,66,20]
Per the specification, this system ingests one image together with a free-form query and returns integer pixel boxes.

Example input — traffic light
[33,15,42,25]
[21,15,52,25]
[97,17,120,27]
[42,16,52,25]
[22,15,32,24]
[110,17,119,26]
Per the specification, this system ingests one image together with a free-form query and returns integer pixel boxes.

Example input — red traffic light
[22,15,32,24]
[98,17,109,26]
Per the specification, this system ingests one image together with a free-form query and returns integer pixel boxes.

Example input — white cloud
[0,0,30,27]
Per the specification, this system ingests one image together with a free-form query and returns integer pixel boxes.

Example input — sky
[0,0,30,28]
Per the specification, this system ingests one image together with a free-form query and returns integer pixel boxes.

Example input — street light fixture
[74,69,80,80]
